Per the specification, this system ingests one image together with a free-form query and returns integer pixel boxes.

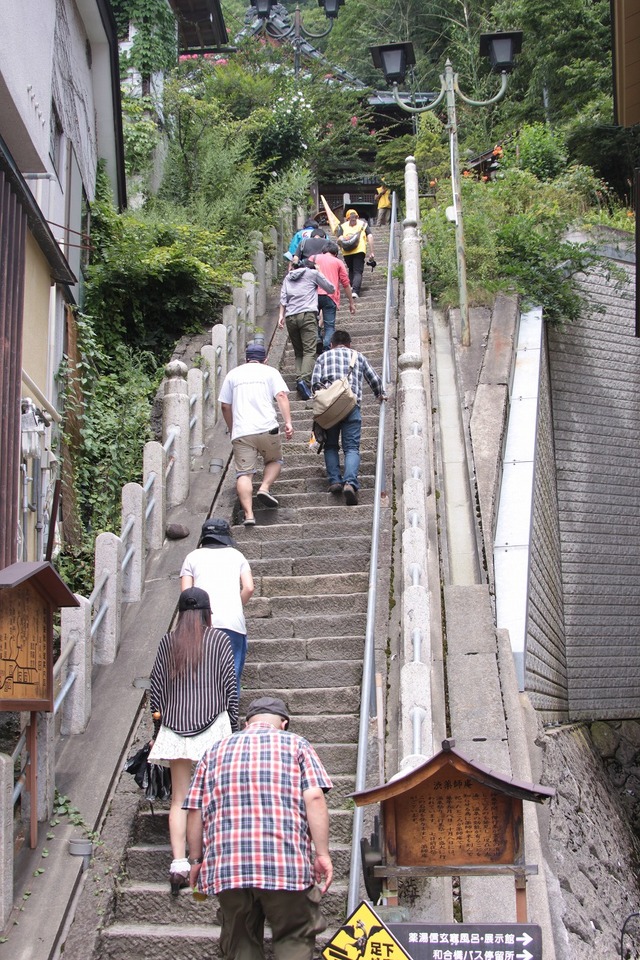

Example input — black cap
[178,587,211,612]
[245,696,290,723]
[201,518,234,546]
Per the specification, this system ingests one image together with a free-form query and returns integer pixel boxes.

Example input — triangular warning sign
[323,901,413,960]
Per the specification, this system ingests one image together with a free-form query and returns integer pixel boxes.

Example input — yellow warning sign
[323,901,413,960]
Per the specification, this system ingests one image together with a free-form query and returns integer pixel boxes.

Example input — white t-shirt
[180,546,251,634]
[218,362,289,440]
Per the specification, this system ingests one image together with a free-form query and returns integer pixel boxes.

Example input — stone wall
[538,721,640,958]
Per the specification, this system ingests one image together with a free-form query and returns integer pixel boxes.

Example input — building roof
[167,0,232,54]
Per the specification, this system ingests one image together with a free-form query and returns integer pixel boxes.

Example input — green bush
[505,123,568,181]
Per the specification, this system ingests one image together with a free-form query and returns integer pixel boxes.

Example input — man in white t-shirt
[218,342,294,526]
[181,518,254,692]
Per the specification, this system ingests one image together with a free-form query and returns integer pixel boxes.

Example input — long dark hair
[168,607,211,679]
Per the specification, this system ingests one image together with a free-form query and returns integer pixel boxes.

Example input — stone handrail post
[268,226,279,282]
[200,345,219,427]
[211,323,228,386]
[222,303,238,372]
[187,367,205,457]
[121,482,146,602]
[0,754,12,928]
[60,596,92,735]
[143,441,166,550]
[242,272,257,342]
[163,360,191,508]
[92,531,123,664]
[250,231,267,318]
[233,286,248,362]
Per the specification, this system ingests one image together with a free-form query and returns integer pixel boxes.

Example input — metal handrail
[347,194,398,912]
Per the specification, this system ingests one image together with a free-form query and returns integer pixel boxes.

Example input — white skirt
[148,711,231,765]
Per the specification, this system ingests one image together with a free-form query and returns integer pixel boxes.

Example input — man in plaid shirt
[311,329,386,505]
[185,696,333,960]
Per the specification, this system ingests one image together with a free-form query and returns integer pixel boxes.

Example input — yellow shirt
[339,219,368,256]
[376,186,391,209]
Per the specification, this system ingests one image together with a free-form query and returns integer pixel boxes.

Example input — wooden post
[27,713,37,848]
[515,873,528,923]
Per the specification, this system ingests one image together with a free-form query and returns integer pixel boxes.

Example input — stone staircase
[98,229,395,960]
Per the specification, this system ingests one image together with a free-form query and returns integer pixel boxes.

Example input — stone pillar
[162,360,190,508]
[223,303,238,372]
[187,367,205,458]
[143,440,166,551]
[60,596,92,736]
[21,712,55,823]
[121,482,146,602]
[93,531,123,664]
[269,226,279,282]
[405,154,420,222]
[201,345,219,427]
[233,286,248,362]
[250,231,267,318]
[211,323,228,386]
[242,272,256,341]
[0,754,12,929]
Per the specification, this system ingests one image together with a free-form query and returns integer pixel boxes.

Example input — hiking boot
[343,484,358,505]
[328,483,343,495]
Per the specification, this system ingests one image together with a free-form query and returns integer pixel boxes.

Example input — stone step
[247,635,364,662]
[112,881,348,927]
[248,553,370,578]
[257,571,369,598]
[100,918,343,960]
[241,655,363,688]
[245,611,367,639]
[235,531,371,560]
[126,839,353,881]
[248,489,378,513]
[265,475,376,494]
[238,687,361,718]
[232,511,374,544]
[133,803,354,847]
[245,591,367,619]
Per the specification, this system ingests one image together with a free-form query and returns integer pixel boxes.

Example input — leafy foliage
[421,167,628,324]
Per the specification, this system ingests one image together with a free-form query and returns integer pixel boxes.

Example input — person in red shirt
[312,242,356,350]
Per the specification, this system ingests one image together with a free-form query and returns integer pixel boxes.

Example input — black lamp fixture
[250,0,273,20]
[370,42,415,86]
[479,31,523,73]
[320,0,345,19]
[370,31,523,349]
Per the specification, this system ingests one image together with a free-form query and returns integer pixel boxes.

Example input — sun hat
[200,518,234,546]
[345,208,358,218]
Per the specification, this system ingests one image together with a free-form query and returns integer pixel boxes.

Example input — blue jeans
[224,630,247,696]
[317,294,337,350]
[324,405,362,489]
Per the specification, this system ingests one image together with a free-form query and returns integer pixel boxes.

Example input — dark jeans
[224,629,247,697]
[344,252,365,295]
[324,404,362,489]
[317,294,337,350]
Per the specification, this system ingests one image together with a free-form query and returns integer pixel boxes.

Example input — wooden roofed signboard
[352,740,555,923]
[0,561,78,712]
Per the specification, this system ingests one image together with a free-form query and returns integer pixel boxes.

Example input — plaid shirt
[311,346,384,407]
[184,722,332,894]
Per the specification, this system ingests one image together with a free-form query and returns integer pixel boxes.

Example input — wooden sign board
[0,562,78,712]
[0,580,52,710]
[388,766,522,866]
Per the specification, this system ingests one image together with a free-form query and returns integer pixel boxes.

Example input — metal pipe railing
[347,193,399,913]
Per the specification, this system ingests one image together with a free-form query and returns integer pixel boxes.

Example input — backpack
[312,351,358,429]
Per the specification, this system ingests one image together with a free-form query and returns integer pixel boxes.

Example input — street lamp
[371,33,523,346]
[250,0,346,77]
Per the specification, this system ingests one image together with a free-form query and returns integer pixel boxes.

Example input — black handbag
[124,742,172,802]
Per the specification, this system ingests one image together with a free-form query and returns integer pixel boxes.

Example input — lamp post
[250,0,345,78]
[371,33,522,346]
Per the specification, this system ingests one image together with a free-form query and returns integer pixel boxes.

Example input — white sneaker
[352,292,359,299]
